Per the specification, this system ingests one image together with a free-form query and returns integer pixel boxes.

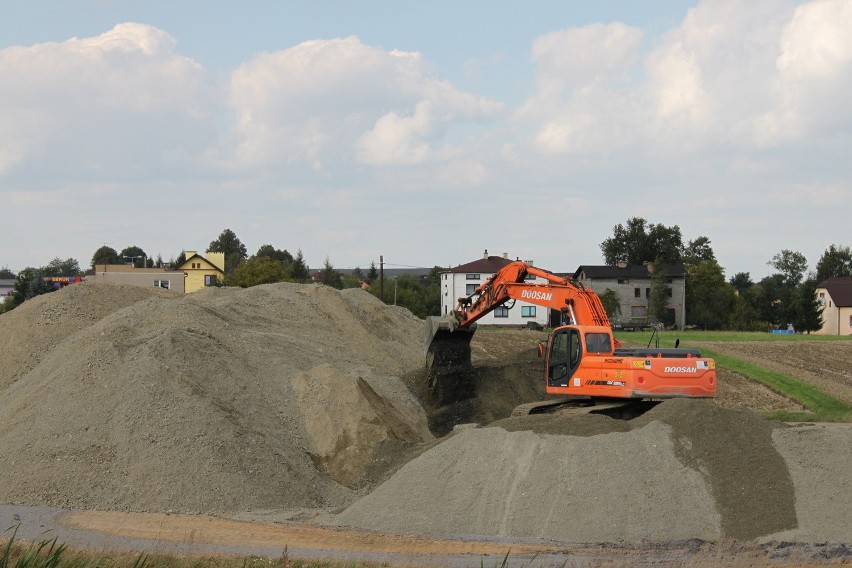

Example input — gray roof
[574,264,687,280]
[444,256,516,274]
[819,277,852,307]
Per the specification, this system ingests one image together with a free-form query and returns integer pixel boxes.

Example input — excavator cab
[545,326,614,387]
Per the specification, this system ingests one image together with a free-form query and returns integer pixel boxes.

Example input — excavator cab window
[585,332,612,354]
[547,327,581,386]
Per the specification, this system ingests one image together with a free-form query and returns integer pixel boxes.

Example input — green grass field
[615,330,852,422]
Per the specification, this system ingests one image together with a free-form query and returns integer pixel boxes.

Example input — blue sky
[1,0,851,279]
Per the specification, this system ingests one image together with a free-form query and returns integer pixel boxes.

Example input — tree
[208,228,248,274]
[790,278,823,333]
[0,266,15,279]
[753,274,786,326]
[729,272,753,294]
[600,217,683,265]
[290,250,311,282]
[91,246,120,267]
[649,258,670,325]
[727,292,765,331]
[228,257,290,288]
[367,261,379,282]
[598,289,621,320]
[815,244,852,282]
[367,273,440,318]
[172,250,187,268]
[681,236,715,268]
[316,257,342,288]
[255,244,294,265]
[42,257,80,277]
[768,250,808,287]
[119,246,148,268]
[686,259,735,330]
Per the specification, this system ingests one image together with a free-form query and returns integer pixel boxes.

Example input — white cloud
[227,36,503,171]
[0,23,214,181]
[769,0,852,138]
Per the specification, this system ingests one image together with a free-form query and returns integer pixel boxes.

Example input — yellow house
[178,251,225,293]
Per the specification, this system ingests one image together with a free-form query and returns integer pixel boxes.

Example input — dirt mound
[0,282,171,391]
[329,400,844,543]
[424,328,548,435]
[0,282,429,514]
[2,286,850,545]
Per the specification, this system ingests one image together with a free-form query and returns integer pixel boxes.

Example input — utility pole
[380,255,384,301]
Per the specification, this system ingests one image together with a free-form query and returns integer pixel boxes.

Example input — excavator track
[512,398,656,417]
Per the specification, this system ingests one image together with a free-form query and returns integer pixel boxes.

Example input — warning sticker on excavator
[615,370,623,379]
[632,360,644,368]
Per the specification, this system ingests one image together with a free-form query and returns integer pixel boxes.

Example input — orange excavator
[425,261,716,413]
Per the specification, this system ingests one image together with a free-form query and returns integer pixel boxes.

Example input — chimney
[502,252,508,259]
[617,261,627,269]
[483,249,489,259]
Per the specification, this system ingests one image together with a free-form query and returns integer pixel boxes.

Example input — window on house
[204,275,217,286]
[494,306,509,318]
[521,306,536,317]
[667,288,673,298]
[634,287,641,298]
[466,274,480,280]
[618,279,628,284]
[666,278,673,284]
[631,305,647,318]
[153,280,170,289]
[466,284,477,295]
[645,288,650,298]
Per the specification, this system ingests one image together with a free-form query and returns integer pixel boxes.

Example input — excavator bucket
[424,316,476,406]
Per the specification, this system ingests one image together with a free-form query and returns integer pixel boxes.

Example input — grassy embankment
[615,330,852,422]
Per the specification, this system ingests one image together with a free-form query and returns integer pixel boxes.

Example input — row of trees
[5,224,851,330]
[600,218,851,332]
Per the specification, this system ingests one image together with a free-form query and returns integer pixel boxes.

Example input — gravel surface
[1,284,850,547]
[0,282,427,514]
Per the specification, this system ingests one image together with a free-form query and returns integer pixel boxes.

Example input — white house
[439,251,551,328]
[815,277,852,335]
[0,279,14,304]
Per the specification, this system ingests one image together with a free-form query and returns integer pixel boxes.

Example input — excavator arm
[450,262,611,329]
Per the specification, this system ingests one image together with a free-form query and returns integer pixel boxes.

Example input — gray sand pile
[331,400,852,543]
[0,282,431,514]
[2,283,851,545]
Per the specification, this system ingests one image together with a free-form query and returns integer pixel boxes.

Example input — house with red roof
[439,250,551,328]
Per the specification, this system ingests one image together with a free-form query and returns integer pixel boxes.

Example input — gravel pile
[1,282,850,545]
[0,282,430,515]
[330,400,851,543]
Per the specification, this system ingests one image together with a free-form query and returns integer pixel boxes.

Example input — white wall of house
[440,271,550,327]
[815,287,852,335]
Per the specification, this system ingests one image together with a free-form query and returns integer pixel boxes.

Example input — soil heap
[0,282,431,514]
[2,283,850,545]
[330,399,851,543]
